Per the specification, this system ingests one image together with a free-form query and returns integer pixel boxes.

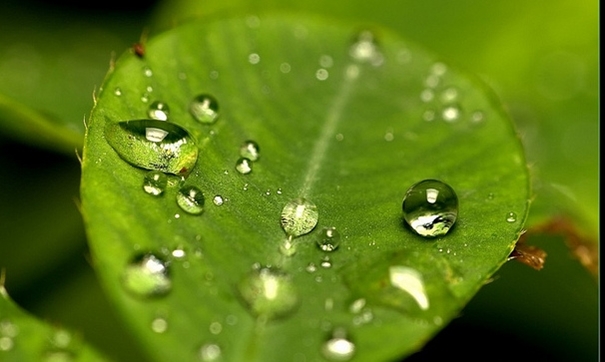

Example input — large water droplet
[280,198,319,237]
[402,179,458,237]
[121,253,171,298]
[176,185,205,215]
[148,101,170,121]
[237,266,299,321]
[189,94,219,124]
[143,170,168,196]
[105,120,198,176]
[317,227,340,252]
[321,329,356,361]
[239,140,260,161]
[389,266,429,310]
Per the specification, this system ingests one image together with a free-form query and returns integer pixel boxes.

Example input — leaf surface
[81,14,528,361]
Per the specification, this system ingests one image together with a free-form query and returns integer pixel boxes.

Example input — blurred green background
[0,0,597,361]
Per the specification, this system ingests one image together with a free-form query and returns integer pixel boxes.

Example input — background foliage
[0,0,597,361]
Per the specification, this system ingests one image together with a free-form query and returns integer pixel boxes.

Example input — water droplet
[420,89,434,102]
[278,238,297,256]
[113,87,122,96]
[189,94,219,124]
[105,120,198,176]
[440,87,458,103]
[198,343,222,361]
[442,105,461,122]
[151,317,168,333]
[209,321,222,335]
[0,336,13,351]
[321,329,355,361]
[423,109,436,121]
[506,212,517,223]
[431,62,447,76]
[239,140,260,161]
[235,157,252,175]
[402,179,458,237]
[176,185,205,215]
[121,252,171,298]
[143,66,153,77]
[212,195,224,206]
[316,68,329,81]
[305,262,317,273]
[141,92,150,103]
[248,53,260,64]
[349,30,383,66]
[171,247,186,259]
[148,101,170,121]
[471,110,485,123]
[389,266,429,310]
[317,227,340,252]
[319,55,334,68]
[143,171,168,196]
[280,198,319,238]
[320,256,332,268]
[237,266,299,321]
[279,62,291,73]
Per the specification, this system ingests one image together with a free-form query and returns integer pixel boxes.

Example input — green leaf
[0,282,108,361]
[81,14,529,361]
[0,94,83,155]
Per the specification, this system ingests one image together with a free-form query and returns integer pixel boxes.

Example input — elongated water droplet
[322,329,355,361]
[235,158,252,175]
[143,171,168,196]
[402,179,458,237]
[105,120,198,176]
[189,94,219,124]
[317,227,340,252]
[148,101,170,121]
[176,185,205,215]
[280,198,318,237]
[240,140,260,161]
[238,266,299,321]
[389,266,429,310]
[121,253,171,298]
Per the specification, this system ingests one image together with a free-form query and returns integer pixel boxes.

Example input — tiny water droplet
[316,68,329,81]
[471,110,485,123]
[278,238,297,257]
[248,53,260,64]
[235,157,252,175]
[176,185,205,215]
[143,66,153,77]
[198,343,222,361]
[420,89,434,102]
[171,247,186,259]
[320,256,332,269]
[143,171,168,196]
[402,179,458,237]
[440,87,458,103]
[423,109,436,121]
[321,329,355,361]
[189,94,219,124]
[279,62,291,73]
[506,212,517,223]
[209,321,222,335]
[389,265,429,310]
[141,93,150,103]
[121,252,171,298]
[212,195,224,206]
[349,30,383,66]
[431,62,447,76]
[317,227,340,252]
[113,87,122,96]
[280,198,319,238]
[0,336,13,351]
[319,55,334,68]
[105,120,198,176]
[442,105,461,122]
[239,140,260,161]
[151,317,168,333]
[305,262,317,273]
[237,266,299,321]
[148,101,170,121]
